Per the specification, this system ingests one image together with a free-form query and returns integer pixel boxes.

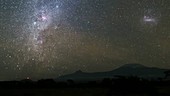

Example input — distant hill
[57,64,168,81]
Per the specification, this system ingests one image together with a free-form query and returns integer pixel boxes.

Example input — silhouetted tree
[67,79,75,86]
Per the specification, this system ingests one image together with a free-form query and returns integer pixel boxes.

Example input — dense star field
[0,0,170,80]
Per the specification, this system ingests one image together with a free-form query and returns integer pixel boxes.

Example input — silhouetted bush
[37,79,56,88]
[101,78,112,87]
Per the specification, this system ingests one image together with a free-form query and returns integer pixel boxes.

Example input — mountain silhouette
[57,64,168,81]
[112,64,167,78]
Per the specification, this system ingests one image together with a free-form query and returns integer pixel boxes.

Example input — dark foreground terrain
[0,77,170,96]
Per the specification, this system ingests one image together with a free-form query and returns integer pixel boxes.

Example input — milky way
[1,0,170,80]
[25,0,60,60]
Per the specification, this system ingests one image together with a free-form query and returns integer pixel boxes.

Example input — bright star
[143,16,155,22]
[33,22,37,25]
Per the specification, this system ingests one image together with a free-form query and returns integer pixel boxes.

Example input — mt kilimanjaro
[57,64,168,81]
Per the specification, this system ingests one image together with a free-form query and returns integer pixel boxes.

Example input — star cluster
[1,0,170,80]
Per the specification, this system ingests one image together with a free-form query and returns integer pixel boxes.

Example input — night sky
[1,0,170,80]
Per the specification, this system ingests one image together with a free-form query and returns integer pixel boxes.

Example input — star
[143,16,155,22]
[33,22,37,25]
